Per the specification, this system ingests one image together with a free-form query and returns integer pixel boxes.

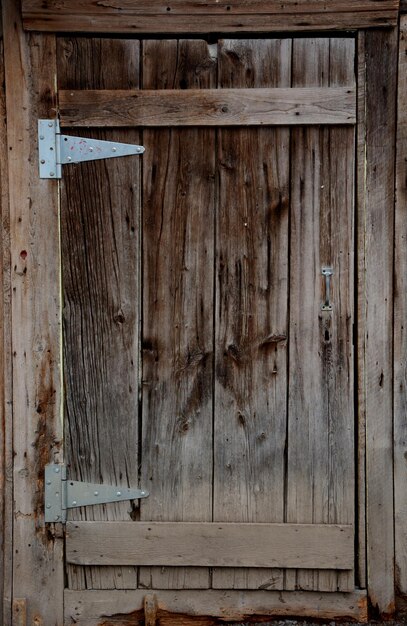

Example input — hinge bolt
[72,500,77,506]
[50,172,55,177]
[46,504,51,509]
[40,159,45,164]
[67,156,72,161]
[46,480,51,485]
[48,122,53,127]
[140,491,145,496]
[116,491,121,496]
[112,147,117,152]
[89,147,94,152]
[54,467,60,473]
[94,491,99,496]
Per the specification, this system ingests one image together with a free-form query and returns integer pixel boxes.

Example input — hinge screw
[46,504,51,509]
[50,172,55,177]
[46,480,51,485]
[116,491,121,496]
[94,491,99,496]
[89,147,94,152]
[48,122,53,127]
[67,156,72,161]
[140,491,145,496]
[112,147,117,152]
[72,500,77,506]
[54,467,60,473]
[40,159,45,164]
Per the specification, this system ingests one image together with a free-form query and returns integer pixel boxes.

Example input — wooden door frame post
[360,25,398,616]
[2,1,63,623]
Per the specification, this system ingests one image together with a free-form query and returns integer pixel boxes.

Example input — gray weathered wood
[2,0,63,622]
[58,37,141,591]
[356,30,367,591]
[22,0,400,33]
[364,28,397,616]
[286,38,355,594]
[139,39,216,591]
[394,15,407,598]
[59,87,356,127]
[66,522,354,569]
[0,20,12,626]
[64,588,368,625]
[212,38,290,592]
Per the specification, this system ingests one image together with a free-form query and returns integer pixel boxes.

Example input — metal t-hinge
[44,464,149,523]
[38,119,145,179]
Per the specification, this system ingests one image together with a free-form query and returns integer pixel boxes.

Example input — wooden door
[58,34,356,604]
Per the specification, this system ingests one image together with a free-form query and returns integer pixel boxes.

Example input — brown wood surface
[394,15,407,598]
[139,38,216,592]
[58,37,141,591]
[2,1,63,623]
[59,87,356,128]
[364,28,397,616]
[22,0,400,33]
[212,38,290,592]
[0,19,12,626]
[286,38,355,594]
[67,522,354,569]
[64,589,368,625]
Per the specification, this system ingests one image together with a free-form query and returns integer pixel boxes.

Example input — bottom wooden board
[64,589,368,625]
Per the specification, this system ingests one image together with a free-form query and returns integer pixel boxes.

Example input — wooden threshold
[64,589,368,625]
[66,522,353,569]
[22,0,399,33]
[59,87,356,127]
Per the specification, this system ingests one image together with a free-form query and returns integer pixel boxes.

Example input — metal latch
[38,119,145,179]
[44,464,149,523]
[321,266,334,311]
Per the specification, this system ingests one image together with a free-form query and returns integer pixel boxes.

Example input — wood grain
[22,0,400,33]
[286,38,355,594]
[66,522,354,569]
[394,15,407,598]
[212,38,290,592]
[59,87,356,127]
[58,37,141,591]
[364,28,397,616]
[64,588,368,625]
[2,1,63,623]
[356,30,367,591]
[0,20,12,626]
[139,39,216,591]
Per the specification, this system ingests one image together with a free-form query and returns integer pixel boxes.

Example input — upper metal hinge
[38,119,145,179]
[44,464,149,523]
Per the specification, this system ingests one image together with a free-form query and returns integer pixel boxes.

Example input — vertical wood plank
[394,15,407,600]
[140,39,216,590]
[364,27,397,616]
[0,14,12,625]
[212,39,290,591]
[58,37,141,591]
[356,30,367,591]
[287,38,355,593]
[2,1,63,622]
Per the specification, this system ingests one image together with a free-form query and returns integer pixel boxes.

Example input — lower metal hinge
[38,119,145,179]
[44,464,149,523]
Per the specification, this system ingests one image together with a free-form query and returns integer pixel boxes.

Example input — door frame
[1,0,398,622]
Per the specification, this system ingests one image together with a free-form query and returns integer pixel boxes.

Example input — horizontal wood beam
[66,522,354,569]
[65,589,369,624]
[59,87,356,127]
[22,0,400,33]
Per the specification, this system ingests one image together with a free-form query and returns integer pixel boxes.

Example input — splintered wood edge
[64,589,368,624]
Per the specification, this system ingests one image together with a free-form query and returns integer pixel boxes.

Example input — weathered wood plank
[139,39,216,591]
[58,37,141,591]
[0,19,12,626]
[212,38,290,592]
[64,589,368,625]
[394,15,407,598]
[59,87,356,127]
[22,0,401,16]
[22,0,400,33]
[66,522,354,569]
[2,1,63,623]
[364,28,397,616]
[286,38,355,594]
[356,30,367,591]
